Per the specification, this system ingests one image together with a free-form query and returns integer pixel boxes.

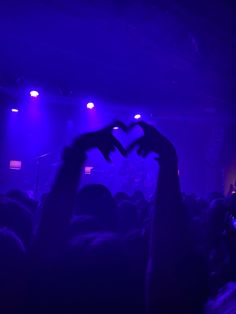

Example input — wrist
[158,152,178,166]
[62,145,87,165]
[154,143,178,166]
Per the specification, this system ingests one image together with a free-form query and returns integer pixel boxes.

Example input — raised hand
[34,122,126,259]
[72,121,127,162]
[134,122,208,313]
[127,121,177,163]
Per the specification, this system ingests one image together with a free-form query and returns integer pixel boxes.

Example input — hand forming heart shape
[72,120,176,163]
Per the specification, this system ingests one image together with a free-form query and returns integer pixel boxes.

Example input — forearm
[146,158,192,312]
[32,147,86,257]
[155,160,181,217]
[150,159,188,262]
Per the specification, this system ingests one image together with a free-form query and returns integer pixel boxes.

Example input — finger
[110,145,116,153]
[142,149,150,158]
[138,148,149,158]
[128,121,159,138]
[112,137,127,156]
[137,146,143,156]
[128,121,148,132]
[103,153,112,162]
[102,147,112,162]
[127,138,142,153]
[113,120,128,132]
[128,122,140,131]
[107,121,128,133]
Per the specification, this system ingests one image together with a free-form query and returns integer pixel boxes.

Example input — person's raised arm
[32,122,127,259]
[128,122,207,314]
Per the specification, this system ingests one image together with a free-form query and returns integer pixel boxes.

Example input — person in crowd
[1,120,235,313]
[0,195,33,247]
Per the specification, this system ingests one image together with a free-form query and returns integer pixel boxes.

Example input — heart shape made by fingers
[112,121,175,160]
[111,121,144,156]
[112,121,157,158]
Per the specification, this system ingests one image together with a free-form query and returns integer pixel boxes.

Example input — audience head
[69,215,99,237]
[114,192,130,205]
[207,199,227,244]
[65,231,146,313]
[75,184,117,231]
[7,189,37,213]
[117,200,138,233]
[0,228,26,311]
[0,196,33,246]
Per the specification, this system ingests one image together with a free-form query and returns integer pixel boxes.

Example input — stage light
[113,126,119,130]
[87,102,95,109]
[30,90,39,97]
[134,114,141,120]
[11,108,19,113]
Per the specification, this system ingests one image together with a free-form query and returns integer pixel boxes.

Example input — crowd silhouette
[1,121,236,313]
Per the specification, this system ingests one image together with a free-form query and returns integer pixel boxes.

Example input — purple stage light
[113,126,119,130]
[30,90,39,97]
[87,102,95,109]
[11,108,19,113]
[134,114,141,120]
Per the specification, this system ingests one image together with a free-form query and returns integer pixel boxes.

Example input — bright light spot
[30,90,39,97]
[9,160,22,170]
[11,108,19,113]
[87,102,95,109]
[134,114,141,120]
[113,126,119,130]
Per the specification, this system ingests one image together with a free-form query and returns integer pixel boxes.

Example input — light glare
[134,114,141,120]
[87,102,95,109]
[11,108,19,113]
[30,90,39,97]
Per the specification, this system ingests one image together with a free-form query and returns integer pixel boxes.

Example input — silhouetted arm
[32,122,127,260]
[31,145,86,259]
[147,146,189,312]
[128,122,207,313]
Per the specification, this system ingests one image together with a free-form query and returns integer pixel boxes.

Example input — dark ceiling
[0,0,236,115]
